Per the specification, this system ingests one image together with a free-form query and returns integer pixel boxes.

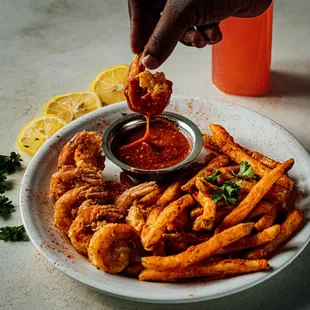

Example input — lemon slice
[17,115,67,156]
[90,64,129,104]
[43,92,102,123]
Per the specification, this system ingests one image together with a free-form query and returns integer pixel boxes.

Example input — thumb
[142,2,189,69]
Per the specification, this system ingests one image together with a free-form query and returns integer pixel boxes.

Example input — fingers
[128,0,162,54]
[197,24,223,45]
[179,28,208,48]
[142,2,189,69]
[179,23,222,49]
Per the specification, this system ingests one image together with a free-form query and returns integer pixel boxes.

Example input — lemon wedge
[90,64,129,104]
[43,92,102,123]
[17,115,67,156]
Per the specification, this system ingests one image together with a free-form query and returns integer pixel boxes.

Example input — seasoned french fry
[216,225,280,255]
[142,194,196,251]
[126,205,145,233]
[254,208,278,232]
[192,191,217,231]
[141,181,182,246]
[250,151,280,170]
[141,222,254,270]
[163,231,211,244]
[166,209,188,233]
[137,187,163,209]
[247,200,274,220]
[210,124,295,191]
[149,181,181,214]
[215,166,239,185]
[246,210,303,259]
[227,177,290,204]
[190,207,203,219]
[223,144,294,190]
[213,206,235,226]
[181,155,231,192]
[204,132,281,169]
[195,177,219,192]
[190,205,235,223]
[209,124,234,147]
[123,262,145,278]
[216,159,294,233]
[202,134,222,153]
[139,258,269,281]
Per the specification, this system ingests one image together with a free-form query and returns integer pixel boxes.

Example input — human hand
[128,0,272,69]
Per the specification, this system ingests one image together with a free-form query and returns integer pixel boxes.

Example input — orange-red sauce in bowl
[115,121,192,170]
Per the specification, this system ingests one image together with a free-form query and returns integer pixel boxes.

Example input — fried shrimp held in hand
[88,223,135,274]
[124,55,173,117]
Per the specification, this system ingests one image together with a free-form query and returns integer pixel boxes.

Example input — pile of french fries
[126,124,303,282]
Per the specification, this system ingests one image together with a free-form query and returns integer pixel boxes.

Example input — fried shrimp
[126,204,145,233]
[50,166,105,201]
[88,223,135,274]
[58,131,105,171]
[68,205,122,255]
[53,185,111,234]
[114,182,158,216]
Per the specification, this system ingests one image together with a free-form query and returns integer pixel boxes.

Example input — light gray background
[0,0,309,309]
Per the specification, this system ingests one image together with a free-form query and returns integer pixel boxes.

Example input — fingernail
[142,54,159,69]
[209,32,222,44]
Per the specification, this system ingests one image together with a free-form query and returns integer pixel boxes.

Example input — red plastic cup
[212,3,274,96]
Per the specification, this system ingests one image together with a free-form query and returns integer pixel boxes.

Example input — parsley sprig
[0,152,27,242]
[0,225,28,242]
[204,171,221,184]
[211,181,242,205]
[0,196,15,215]
[0,152,22,193]
[0,152,22,174]
[0,172,8,194]
[232,161,258,180]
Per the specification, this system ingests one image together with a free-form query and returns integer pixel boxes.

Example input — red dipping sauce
[115,121,192,170]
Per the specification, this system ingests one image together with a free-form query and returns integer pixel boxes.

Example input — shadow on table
[265,70,310,98]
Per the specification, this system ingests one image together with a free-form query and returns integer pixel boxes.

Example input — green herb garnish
[204,171,221,184]
[0,225,28,242]
[0,152,22,174]
[233,161,257,179]
[211,180,242,205]
[0,196,15,215]
[0,172,7,194]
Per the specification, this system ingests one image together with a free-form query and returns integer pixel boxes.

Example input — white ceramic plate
[20,96,310,303]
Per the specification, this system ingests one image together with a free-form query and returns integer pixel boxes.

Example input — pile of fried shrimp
[50,124,304,282]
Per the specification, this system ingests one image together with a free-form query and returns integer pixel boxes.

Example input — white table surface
[1,0,309,309]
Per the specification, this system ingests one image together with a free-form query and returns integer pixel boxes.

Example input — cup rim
[102,112,203,175]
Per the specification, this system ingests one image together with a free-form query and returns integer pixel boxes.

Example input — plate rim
[20,95,310,303]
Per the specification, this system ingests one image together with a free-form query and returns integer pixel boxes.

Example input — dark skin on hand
[128,0,273,69]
